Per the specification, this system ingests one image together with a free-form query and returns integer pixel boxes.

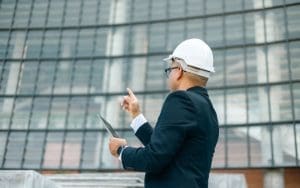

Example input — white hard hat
[163,38,214,78]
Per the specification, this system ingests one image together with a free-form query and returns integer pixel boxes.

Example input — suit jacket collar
[186,86,208,97]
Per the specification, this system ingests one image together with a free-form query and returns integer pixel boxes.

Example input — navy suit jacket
[121,86,219,188]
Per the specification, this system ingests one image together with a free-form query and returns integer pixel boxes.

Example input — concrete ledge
[0,170,61,188]
[0,170,247,188]
[48,172,247,188]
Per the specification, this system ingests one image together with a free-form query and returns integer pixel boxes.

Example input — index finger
[127,88,137,99]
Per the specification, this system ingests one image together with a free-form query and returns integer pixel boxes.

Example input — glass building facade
[0,0,299,171]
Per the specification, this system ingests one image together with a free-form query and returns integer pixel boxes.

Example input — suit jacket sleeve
[121,91,196,173]
[135,122,153,146]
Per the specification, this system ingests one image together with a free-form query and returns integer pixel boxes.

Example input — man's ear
[176,67,184,80]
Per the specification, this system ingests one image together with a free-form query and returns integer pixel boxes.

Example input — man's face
[167,61,181,91]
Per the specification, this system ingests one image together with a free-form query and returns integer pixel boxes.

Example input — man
[109,38,219,188]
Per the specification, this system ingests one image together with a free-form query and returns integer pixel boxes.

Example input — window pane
[48,98,69,129]
[30,0,47,27]
[0,1,15,27]
[42,31,60,58]
[36,61,56,94]
[206,16,223,47]
[0,62,21,95]
[225,15,243,45]
[208,50,224,87]
[54,61,73,94]
[225,0,243,12]
[249,126,272,166]
[98,0,110,24]
[245,12,256,44]
[151,1,167,20]
[246,46,268,84]
[226,88,246,124]
[267,44,289,82]
[47,0,64,26]
[293,83,300,120]
[246,47,258,84]
[265,8,286,42]
[248,87,270,123]
[225,48,245,85]
[0,98,11,129]
[30,98,50,129]
[26,31,43,58]
[8,32,26,59]
[132,0,149,22]
[94,28,109,56]
[186,0,204,17]
[169,0,185,19]
[0,31,9,58]
[12,98,33,129]
[245,12,265,44]
[64,0,81,26]
[206,0,222,14]
[67,97,88,129]
[61,30,77,58]
[290,41,300,80]
[77,29,95,57]
[187,19,204,39]
[19,62,39,94]
[210,90,225,125]
[81,0,99,26]
[23,132,45,168]
[212,128,225,167]
[287,5,300,39]
[127,57,147,91]
[227,127,248,167]
[145,56,166,90]
[81,132,102,169]
[90,60,106,94]
[149,23,166,53]
[264,0,284,7]
[62,132,82,168]
[130,25,148,54]
[167,21,185,51]
[86,97,103,129]
[72,61,92,94]
[143,94,166,125]
[273,125,297,166]
[103,58,127,92]
[0,132,8,165]
[13,0,31,27]
[4,132,26,168]
[43,132,63,168]
[246,0,263,9]
[270,85,292,122]
[296,124,300,163]
[101,132,119,168]
[109,26,130,56]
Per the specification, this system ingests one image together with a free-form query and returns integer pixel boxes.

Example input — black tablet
[97,114,120,138]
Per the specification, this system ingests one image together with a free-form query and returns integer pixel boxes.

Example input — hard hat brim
[163,55,173,63]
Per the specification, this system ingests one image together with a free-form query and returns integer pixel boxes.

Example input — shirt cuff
[118,146,128,161]
[130,114,147,133]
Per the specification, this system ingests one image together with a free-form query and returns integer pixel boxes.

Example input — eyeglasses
[164,66,179,78]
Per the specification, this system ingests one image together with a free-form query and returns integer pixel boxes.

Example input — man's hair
[172,60,208,86]
[185,71,208,86]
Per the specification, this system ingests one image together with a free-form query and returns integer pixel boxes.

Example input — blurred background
[0,0,299,187]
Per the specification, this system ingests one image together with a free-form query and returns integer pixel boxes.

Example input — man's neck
[177,82,205,91]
